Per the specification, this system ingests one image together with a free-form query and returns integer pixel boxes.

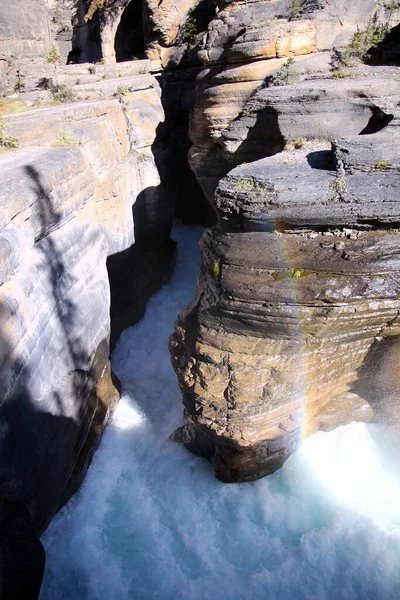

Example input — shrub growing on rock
[84,0,111,22]
[0,123,18,149]
[270,57,299,85]
[52,84,74,103]
[183,15,198,46]
[46,45,62,65]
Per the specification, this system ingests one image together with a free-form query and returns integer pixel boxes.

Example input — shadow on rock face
[115,0,145,62]
[306,150,335,171]
[0,500,45,600]
[366,23,400,66]
[359,105,394,135]
[353,335,400,426]
[0,165,119,597]
[0,311,78,599]
[229,105,285,166]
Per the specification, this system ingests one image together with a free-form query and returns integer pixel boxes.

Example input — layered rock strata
[170,127,400,482]
[187,0,400,200]
[0,67,173,532]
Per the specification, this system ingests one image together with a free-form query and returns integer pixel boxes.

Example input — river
[40,223,400,600]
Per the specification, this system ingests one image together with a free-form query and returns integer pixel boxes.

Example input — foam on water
[40,224,400,600]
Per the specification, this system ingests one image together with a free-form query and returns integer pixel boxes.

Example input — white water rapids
[40,224,400,600]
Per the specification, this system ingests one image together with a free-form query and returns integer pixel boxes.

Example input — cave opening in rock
[114,0,145,62]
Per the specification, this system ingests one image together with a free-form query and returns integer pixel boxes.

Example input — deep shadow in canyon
[0,165,120,598]
[115,0,145,61]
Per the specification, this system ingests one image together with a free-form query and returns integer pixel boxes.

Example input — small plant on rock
[52,130,74,147]
[13,70,25,93]
[0,123,18,149]
[290,0,302,19]
[234,178,270,192]
[271,57,299,85]
[113,86,130,99]
[46,45,62,65]
[52,83,74,103]
[330,70,352,79]
[84,0,111,22]
[285,137,307,150]
[53,7,63,24]
[338,16,391,66]
[183,15,198,47]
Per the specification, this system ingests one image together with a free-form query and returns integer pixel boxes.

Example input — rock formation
[0,56,177,543]
[187,0,400,200]
[0,0,216,594]
[0,4,218,577]
[170,0,400,481]
[0,3,400,592]
[171,97,400,482]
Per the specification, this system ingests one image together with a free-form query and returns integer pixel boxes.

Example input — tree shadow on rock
[0,163,120,597]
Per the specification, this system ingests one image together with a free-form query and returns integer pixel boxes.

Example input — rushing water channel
[40,224,400,600]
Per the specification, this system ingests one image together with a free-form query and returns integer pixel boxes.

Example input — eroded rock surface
[186,0,400,200]
[0,66,174,533]
[170,124,400,482]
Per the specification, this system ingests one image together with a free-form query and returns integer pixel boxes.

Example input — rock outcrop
[170,114,400,481]
[0,61,175,534]
[167,0,400,482]
[187,0,400,200]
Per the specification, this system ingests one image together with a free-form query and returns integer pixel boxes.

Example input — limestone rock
[170,130,400,482]
[0,69,174,533]
[186,0,400,200]
[0,0,51,64]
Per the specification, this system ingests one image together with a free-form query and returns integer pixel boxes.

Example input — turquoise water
[40,224,400,600]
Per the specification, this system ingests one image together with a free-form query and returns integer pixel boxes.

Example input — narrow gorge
[0,0,399,598]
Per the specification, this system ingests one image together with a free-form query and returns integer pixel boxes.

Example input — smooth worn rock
[171,128,400,482]
[0,67,174,534]
[186,0,400,201]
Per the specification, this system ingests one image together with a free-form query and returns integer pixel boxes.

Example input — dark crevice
[306,150,336,171]
[366,23,400,66]
[68,2,103,64]
[115,0,145,62]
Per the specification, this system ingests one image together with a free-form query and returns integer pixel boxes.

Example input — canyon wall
[0,56,175,535]
[170,0,400,481]
[1,0,400,558]
[0,9,218,585]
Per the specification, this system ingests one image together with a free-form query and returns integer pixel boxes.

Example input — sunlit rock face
[170,125,400,482]
[187,0,400,201]
[0,0,51,64]
[0,70,173,532]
